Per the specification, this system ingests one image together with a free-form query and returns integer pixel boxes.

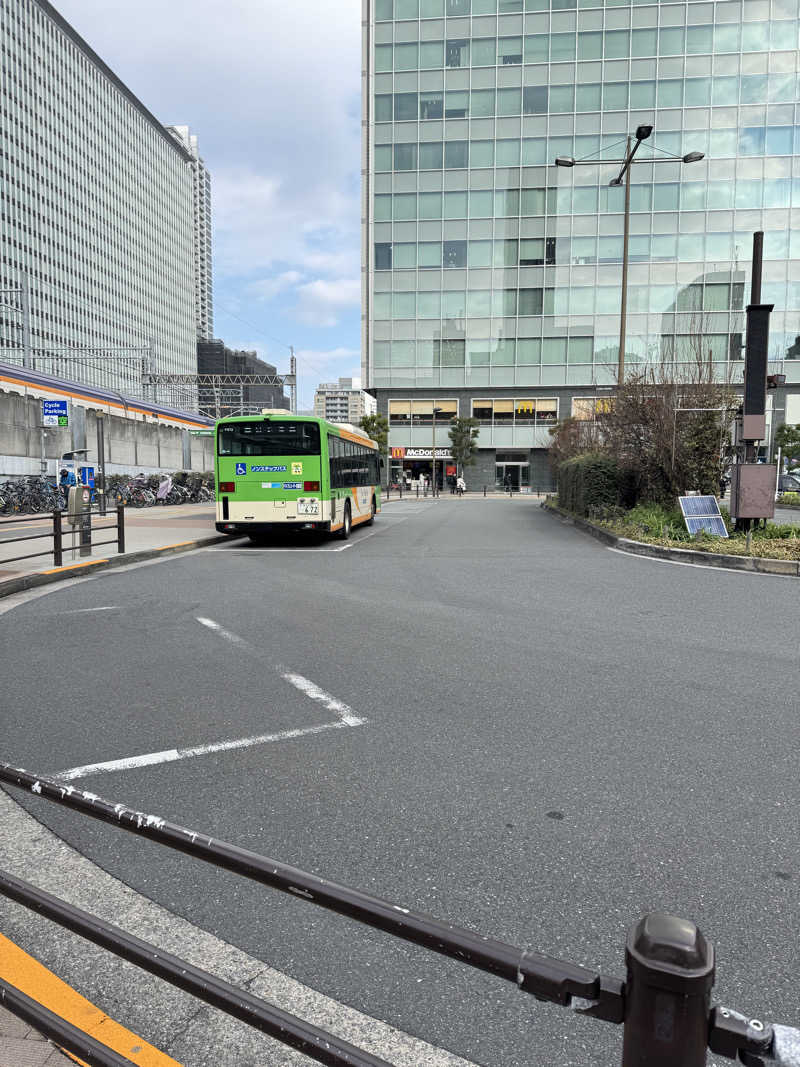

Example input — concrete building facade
[314,377,378,423]
[0,0,197,406]
[361,0,800,490]
[168,125,214,341]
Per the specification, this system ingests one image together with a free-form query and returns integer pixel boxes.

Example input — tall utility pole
[290,346,297,414]
[21,272,32,369]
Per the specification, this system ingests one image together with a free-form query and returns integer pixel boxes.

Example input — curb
[0,534,233,600]
[541,501,800,578]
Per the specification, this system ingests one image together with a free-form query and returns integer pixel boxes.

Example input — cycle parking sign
[42,399,68,427]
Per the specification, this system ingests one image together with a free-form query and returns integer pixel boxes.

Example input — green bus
[215,411,382,542]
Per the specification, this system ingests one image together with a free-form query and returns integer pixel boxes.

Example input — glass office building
[362,0,800,489]
[0,0,197,406]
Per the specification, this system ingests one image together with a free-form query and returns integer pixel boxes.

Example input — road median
[541,499,800,577]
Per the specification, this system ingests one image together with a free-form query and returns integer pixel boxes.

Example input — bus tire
[366,495,376,525]
[339,501,352,540]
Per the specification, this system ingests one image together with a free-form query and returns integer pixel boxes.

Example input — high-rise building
[362,0,799,491]
[167,126,214,341]
[0,0,197,406]
[314,377,378,423]
[197,340,290,417]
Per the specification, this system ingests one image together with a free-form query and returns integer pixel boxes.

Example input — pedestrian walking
[456,475,466,497]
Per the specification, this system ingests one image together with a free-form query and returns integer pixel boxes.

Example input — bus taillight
[303,481,320,492]
[219,482,235,493]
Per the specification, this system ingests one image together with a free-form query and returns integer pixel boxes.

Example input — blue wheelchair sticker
[235,463,246,475]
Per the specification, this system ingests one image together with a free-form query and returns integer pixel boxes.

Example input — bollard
[416,485,419,499]
[52,509,62,568]
[116,504,125,554]
[622,913,714,1067]
[483,485,487,497]
[400,483,403,500]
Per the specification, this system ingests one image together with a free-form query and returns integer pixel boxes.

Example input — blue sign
[262,482,282,489]
[235,463,247,475]
[80,466,95,489]
[42,400,68,416]
[282,482,302,490]
[251,465,287,473]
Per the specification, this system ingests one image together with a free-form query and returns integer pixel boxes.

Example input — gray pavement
[0,498,798,1066]
[0,503,220,583]
[0,1006,73,1066]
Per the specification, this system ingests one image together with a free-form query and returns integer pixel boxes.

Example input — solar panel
[678,496,729,539]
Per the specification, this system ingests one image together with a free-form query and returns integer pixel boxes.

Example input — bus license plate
[297,498,319,515]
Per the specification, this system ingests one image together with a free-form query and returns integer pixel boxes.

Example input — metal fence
[0,506,125,570]
[0,760,797,1066]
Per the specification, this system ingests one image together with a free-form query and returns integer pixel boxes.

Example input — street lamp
[431,406,443,498]
[554,125,704,387]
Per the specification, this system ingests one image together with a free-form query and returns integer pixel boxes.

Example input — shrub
[779,492,800,507]
[558,452,621,517]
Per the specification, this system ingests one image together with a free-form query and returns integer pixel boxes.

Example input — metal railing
[0,506,125,570]
[0,760,797,1066]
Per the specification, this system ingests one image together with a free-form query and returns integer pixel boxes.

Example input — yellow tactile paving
[0,933,182,1066]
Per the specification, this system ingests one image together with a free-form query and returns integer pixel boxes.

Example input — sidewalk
[0,1004,73,1066]
[0,503,221,591]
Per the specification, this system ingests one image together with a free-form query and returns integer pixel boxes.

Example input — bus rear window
[218,421,320,456]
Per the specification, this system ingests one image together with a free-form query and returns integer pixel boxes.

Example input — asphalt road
[2,498,799,1066]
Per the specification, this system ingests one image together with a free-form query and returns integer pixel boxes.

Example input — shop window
[389,400,411,423]
[472,399,494,421]
[494,399,514,422]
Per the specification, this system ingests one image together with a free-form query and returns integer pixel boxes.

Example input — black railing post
[53,508,62,568]
[622,913,714,1067]
[116,504,125,554]
[483,485,487,497]
[79,507,92,557]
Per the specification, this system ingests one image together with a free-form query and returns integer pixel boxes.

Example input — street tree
[775,422,800,462]
[448,416,480,475]
[359,412,390,486]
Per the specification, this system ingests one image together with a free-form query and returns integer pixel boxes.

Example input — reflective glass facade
[0,0,197,406]
[362,0,800,398]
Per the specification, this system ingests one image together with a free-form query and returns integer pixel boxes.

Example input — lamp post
[555,125,704,387]
[432,406,443,498]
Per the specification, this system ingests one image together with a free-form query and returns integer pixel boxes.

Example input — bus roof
[215,413,378,450]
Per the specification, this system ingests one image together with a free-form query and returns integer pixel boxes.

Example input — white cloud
[294,279,361,327]
[55,0,362,352]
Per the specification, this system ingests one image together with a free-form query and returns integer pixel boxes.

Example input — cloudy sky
[56,0,363,409]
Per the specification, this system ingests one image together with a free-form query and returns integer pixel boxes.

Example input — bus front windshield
[218,421,320,457]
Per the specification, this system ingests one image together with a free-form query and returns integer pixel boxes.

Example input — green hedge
[557,452,621,517]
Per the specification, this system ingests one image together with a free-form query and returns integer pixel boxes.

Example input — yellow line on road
[0,932,181,1065]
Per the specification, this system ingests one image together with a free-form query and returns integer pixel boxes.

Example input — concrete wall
[0,390,214,479]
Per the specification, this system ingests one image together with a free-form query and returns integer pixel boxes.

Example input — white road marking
[57,606,120,614]
[45,617,368,778]
[607,545,789,577]
[280,671,365,726]
[54,720,350,781]
[195,615,248,644]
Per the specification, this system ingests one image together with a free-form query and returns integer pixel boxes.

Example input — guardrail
[0,506,125,569]
[0,760,797,1066]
